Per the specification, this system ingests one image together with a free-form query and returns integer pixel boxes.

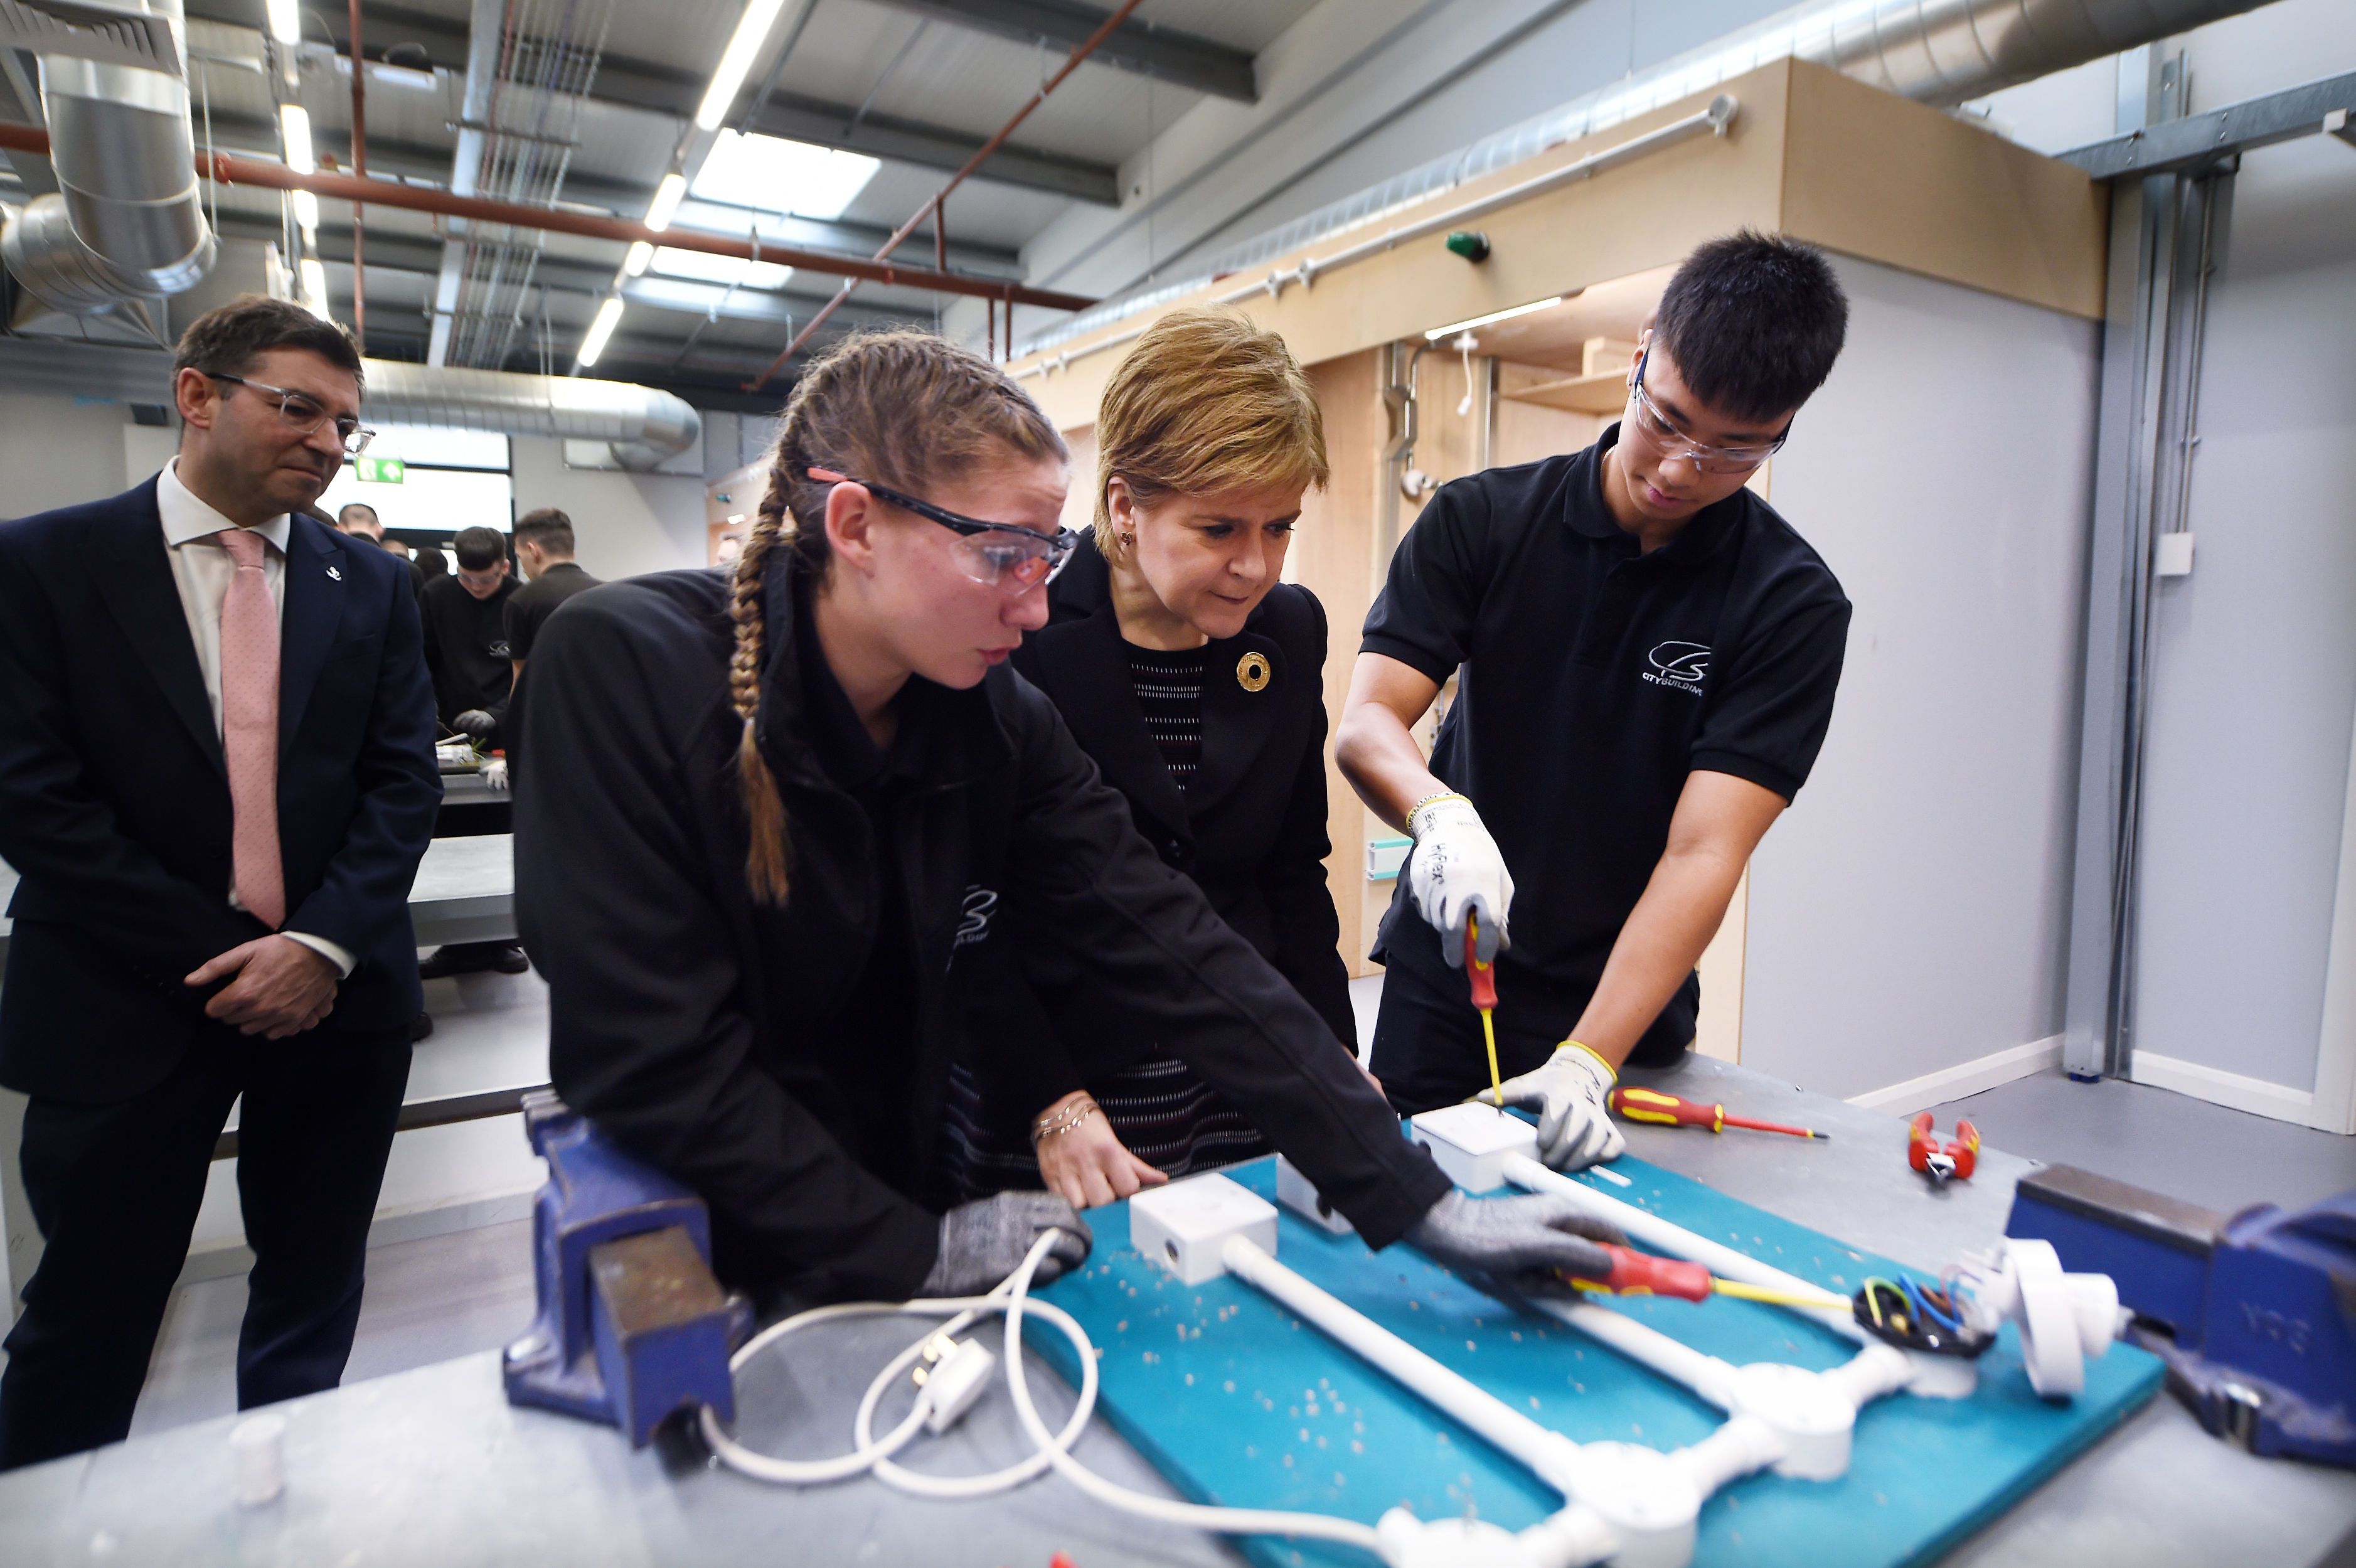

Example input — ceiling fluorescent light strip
[644,173,688,233]
[696,0,790,132]
[279,104,314,174]
[577,297,626,367]
[265,0,300,45]
[1424,296,1565,341]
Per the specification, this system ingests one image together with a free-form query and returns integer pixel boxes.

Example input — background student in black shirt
[947,307,1362,1209]
[419,524,516,745]
[504,507,600,683]
[1336,231,1853,1171]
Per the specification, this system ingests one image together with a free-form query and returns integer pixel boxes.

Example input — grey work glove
[917,1191,1093,1298]
[452,708,498,739]
[1404,1190,1626,1301]
[1485,1041,1626,1171]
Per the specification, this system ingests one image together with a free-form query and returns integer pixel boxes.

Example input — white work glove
[1404,1190,1625,1300]
[481,756,509,791]
[918,1192,1093,1298]
[452,709,497,739]
[1406,794,1513,968]
[1486,1041,1626,1171]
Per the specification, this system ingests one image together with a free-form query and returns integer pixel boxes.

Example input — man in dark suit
[0,296,441,1468]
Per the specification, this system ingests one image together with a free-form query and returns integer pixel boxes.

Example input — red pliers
[1909,1113,1979,1183]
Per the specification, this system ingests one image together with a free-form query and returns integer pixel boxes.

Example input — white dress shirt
[156,459,356,978]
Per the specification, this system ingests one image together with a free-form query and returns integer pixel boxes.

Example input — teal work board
[1034,1154,2161,1568]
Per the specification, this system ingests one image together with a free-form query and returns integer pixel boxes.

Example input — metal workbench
[1,1058,2351,1567]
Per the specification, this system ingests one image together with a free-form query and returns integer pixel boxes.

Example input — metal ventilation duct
[360,360,701,471]
[0,0,213,319]
[1023,0,2280,358]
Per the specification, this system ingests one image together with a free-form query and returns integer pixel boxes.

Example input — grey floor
[118,977,2356,1443]
[1924,1065,2356,1217]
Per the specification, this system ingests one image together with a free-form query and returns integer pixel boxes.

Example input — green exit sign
[355,456,405,484]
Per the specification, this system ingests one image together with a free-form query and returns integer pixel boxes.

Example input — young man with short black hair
[1336,231,1853,1171]
[503,506,600,684]
[418,523,516,745]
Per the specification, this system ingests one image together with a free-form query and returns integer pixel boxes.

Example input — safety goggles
[807,467,1076,592]
[1624,350,1789,475]
[206,373,375,456]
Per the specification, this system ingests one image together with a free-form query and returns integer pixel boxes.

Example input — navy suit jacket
[0,476,442,1102]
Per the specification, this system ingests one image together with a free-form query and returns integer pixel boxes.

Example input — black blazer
[981,535,1356,1118]
[0,477,443,1102]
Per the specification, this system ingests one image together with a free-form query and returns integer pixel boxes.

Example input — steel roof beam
[2059,68,2356,181]
[868,0,1255,103]
[180,0,1119,204]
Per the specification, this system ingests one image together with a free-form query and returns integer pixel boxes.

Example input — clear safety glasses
[1624,350,1789,475]
[807,467,1077,592]
[206,373,376,455]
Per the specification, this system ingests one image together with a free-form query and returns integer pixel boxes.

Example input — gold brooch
[1237,651,1271,692]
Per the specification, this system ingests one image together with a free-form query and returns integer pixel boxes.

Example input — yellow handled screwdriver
[1466,913,1501,1107]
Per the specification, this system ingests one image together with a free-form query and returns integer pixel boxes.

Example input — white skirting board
[2128,1051,2320,1128]
[1845,1034,2064,1114]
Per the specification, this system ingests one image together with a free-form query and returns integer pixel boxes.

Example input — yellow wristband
[1560,1039,1618,1082]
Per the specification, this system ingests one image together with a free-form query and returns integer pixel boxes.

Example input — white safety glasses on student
[807,467,1077,592]
[1624,350,1790,475]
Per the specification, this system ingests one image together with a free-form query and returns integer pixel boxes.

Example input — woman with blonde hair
[511,328,1624,1305]
[948,307,1369,1210]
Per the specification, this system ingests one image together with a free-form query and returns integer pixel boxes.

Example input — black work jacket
[973,537,1356,1123]
[513,564,1447,1304]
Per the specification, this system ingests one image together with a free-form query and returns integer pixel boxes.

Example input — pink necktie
[216,527,285,929]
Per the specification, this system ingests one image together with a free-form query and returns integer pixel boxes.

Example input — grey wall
[2115,1,2356,1094]
[0,393,146,520]
[1742,258,2099,1101]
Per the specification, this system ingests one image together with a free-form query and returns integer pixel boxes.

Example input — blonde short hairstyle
[1093,307,1328,550]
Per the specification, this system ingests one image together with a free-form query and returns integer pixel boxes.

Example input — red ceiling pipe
[742,0,1149,390]
[0,122,1096,311]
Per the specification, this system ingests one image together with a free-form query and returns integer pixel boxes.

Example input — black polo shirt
[1362,422,1850,1059]
[504,560,602,662]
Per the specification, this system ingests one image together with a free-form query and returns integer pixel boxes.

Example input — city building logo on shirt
[954,885,998,948]
[1642,641,1711,695]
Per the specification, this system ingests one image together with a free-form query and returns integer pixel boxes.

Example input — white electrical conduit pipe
[1013,96,1735,383]
[1504,1154,1978,1399]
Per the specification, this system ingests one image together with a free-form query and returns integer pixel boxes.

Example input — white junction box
[1411,1102,1539,1193]
[1129,1173,1279,1284]
[1274,1155,1355,1235]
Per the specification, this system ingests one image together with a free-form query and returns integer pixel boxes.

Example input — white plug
[917,1337,998,1436]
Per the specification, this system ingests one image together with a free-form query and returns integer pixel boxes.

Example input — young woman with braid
[947,308,1370,1210]
[511,330,1623,1307]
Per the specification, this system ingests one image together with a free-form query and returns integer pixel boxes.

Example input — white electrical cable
[700,1237,1386,1559]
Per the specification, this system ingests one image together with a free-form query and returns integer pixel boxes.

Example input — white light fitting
[651,245,791,291]
[265,0,300,45]
[1424,296,1565,341]
[622,241,655,277]
[644,173,688,233]
[695,0,789,131]
[279,104,314,174]
[299,258,329,319]
[693,131,878,221]
[577,297,626,367]
[292,190,319,233]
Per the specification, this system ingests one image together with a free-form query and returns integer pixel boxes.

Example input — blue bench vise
[2007,1165,2353,1466]
[502,1092,750,1446]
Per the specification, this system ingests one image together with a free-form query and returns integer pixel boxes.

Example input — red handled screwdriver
[1567,1245,1848,1310]
[1609,1086,1830,1141]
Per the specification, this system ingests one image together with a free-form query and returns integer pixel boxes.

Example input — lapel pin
[1236,651,1271,693]
[326,565,342,580]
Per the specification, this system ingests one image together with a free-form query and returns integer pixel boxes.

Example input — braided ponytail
[731,329,1066,904]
